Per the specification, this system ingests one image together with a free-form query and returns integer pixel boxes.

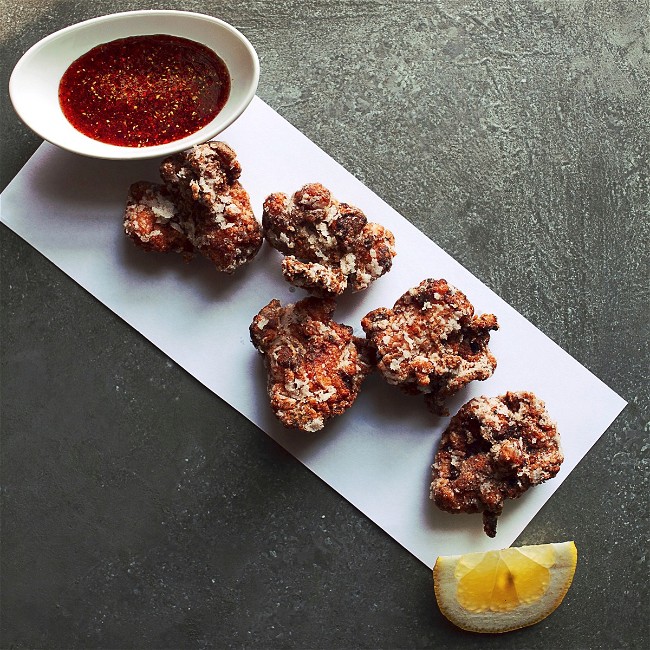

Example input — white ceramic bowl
[9,10,259,160]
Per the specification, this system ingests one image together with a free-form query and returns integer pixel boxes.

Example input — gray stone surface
[1,1,648,648]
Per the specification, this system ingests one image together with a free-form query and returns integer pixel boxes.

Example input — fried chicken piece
[124,181,194,255]
[124,142,262,273]
[250,296,372,432]
[430,391,563,537]
[159,141,263,273]
[262,183,396,295]
[361,279,499,415]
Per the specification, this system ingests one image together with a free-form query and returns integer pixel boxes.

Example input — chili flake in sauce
[58,34,230,147]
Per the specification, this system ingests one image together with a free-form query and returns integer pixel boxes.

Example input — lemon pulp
[456,545,556,612]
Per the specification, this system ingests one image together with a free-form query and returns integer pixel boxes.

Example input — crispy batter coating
[430,391,563,537]
[124,181,194,255]
[262,183,396,295]
[124,142,263,273]
[250,296,372,432]
[361,278,499,415]
[159,141,263,273]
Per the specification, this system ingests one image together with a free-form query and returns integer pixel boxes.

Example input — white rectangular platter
[0,97,626,568]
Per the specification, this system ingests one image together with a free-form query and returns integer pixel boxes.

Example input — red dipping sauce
[58,34,230,147]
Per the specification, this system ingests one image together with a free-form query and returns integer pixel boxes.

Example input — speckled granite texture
[1,1,648,649]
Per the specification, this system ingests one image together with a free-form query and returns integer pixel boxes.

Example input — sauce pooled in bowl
[58,34,230,147]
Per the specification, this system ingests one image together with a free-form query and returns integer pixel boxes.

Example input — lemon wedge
[433,541,577,633]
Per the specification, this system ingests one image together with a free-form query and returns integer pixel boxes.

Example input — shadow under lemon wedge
[433,541,578,634]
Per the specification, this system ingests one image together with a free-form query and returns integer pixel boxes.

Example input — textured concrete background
[1,1,649,648]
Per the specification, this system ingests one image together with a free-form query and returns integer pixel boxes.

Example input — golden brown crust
[430,391,563,537]
[250,296,372,432]
[124,181,195,255]
[361,278,499,415]
[160,142,263,273]
[124,142,262,273]
[280,256,348,296]
[262,183,396,295]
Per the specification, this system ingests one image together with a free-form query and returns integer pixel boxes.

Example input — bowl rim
[9,9,260,160]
